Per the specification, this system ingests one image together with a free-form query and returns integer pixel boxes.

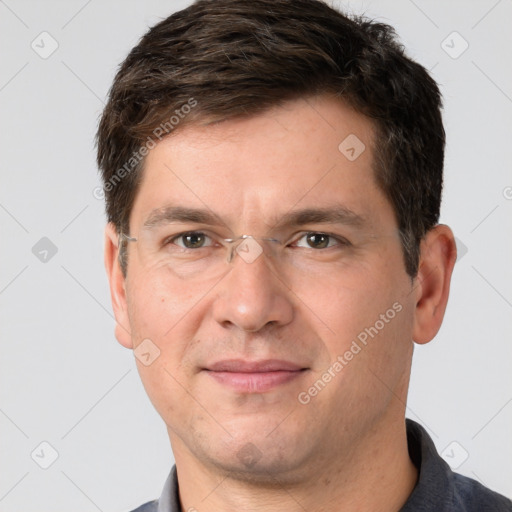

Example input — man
[96,0,512,510]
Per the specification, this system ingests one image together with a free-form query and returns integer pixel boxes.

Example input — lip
[206,359,305,373]
[203,359,307,393]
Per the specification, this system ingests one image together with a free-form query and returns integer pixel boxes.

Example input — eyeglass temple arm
[120,233,137,242]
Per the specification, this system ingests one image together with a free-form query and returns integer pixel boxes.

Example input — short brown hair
[96,0,445,277]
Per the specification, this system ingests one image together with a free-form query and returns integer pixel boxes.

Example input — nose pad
[226,237,242,263]
[225,236,281,264]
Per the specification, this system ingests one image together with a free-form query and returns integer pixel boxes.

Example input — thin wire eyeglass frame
[120,232,282,263]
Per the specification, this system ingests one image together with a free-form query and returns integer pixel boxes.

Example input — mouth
[202,359,308,393]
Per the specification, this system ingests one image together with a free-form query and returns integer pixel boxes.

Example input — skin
[105,95,457,511]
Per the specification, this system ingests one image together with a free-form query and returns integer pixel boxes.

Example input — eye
[170,231,214,249]
[293,232,349,249]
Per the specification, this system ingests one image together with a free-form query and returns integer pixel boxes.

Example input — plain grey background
[1,0,511,510]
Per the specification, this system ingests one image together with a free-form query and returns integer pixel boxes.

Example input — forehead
[129,95,395,232]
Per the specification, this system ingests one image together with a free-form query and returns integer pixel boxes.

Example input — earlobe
[412,224,457,345]
[104,223,133,349]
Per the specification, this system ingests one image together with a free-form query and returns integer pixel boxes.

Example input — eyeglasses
[119,227,399,281]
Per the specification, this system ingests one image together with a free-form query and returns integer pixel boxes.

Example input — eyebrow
[143,206,222,228]
[273,206,368,230]
[142,205,369,230]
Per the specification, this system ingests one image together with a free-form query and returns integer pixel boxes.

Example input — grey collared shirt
[128,419,512,512]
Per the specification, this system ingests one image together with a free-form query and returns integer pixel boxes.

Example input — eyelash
[292,232,351,249]
[164,231,352,249]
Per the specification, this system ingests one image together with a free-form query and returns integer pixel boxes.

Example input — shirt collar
[157,465,181,512]
[399,418,453,511]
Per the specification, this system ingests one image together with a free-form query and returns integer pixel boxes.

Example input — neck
[171,416,418,512]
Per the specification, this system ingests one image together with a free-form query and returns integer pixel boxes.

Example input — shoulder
[403,419,512,511]
[450,472,512,511]
[126,499,159,512]
[125,465,179,512]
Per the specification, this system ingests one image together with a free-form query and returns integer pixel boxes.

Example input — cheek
[135,359,202,443]
[310,246,413,363]
[126,271,209,432]
[124,268,215,418]
[125,266,206,342]
[305,268,388,339]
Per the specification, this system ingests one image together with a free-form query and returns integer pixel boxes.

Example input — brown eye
[293,232,349,250]
[173,232,211,249]
[306,233,330,249]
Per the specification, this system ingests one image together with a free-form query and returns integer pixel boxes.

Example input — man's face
[117,95,418,480]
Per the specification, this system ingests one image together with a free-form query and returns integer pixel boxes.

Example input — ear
[412,224,457,345]
[104,223,133,349]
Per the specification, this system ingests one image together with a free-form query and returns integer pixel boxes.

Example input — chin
[190,425,313,485]
[208,450,309,486]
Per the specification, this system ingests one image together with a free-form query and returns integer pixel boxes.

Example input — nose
[212,248,294,332]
